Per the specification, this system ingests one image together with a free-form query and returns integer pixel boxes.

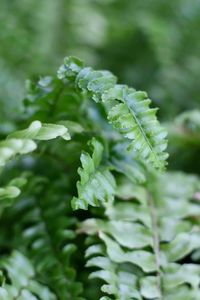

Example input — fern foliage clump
[0,56,200,300]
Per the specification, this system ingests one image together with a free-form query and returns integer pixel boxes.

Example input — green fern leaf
[58,56,168,170]
[0,121,70,211]
[105,87,168,169]
[0,251,56,300]
[72,138,116,210]
[14,175,84,300]
[81,171,200,299]
[8,120,70,141]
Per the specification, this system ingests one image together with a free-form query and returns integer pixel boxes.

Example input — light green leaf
[72,138,116,210]
[140,276,160,299]
[161,232,200,262]
[107,89,168,170]
[100,232,156,272]
[8,120,70,141]
[0,251,56,300]
[0,186,20,200]
[164,263,200,291]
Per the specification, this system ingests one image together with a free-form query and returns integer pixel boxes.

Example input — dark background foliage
[1,0,200,122]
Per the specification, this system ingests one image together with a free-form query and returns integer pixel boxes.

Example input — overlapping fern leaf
[0,119,85,299]
[72,138,116,210]
[85,242,143,300]
[12,175,84,300]
[0,251,56,299]
[80,171,200,299]
[58,56,168,170]
[0,120,70,211]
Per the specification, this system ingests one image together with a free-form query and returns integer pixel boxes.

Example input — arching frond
[0,251,56,300]
[81,171,200,299]
[15,176,84,300]
[58,56,168,170]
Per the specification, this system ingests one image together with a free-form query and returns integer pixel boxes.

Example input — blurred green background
[1,0,200,122]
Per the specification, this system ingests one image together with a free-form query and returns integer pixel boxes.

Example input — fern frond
[81,171,200,299]
[72,138,116,210]
[0,251,56,300]
[85,243,142,300]
[0,121,70,209]
[14,176,84,300]
[58,56,168,170]
[24,75,86,125]
[23,76,64,120]
[105,87,168,169]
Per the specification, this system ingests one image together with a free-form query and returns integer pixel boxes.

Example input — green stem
[146,180,163,299]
